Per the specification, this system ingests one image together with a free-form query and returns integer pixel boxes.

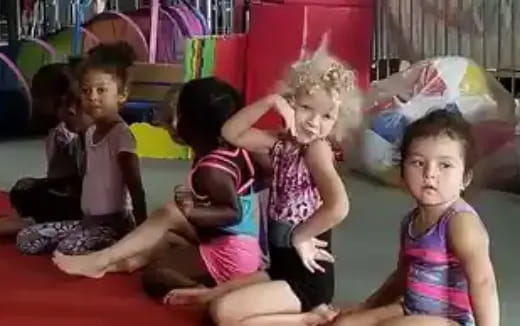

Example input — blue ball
[371,111,409,144]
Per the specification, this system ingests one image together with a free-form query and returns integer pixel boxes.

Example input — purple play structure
[82,2,208,63]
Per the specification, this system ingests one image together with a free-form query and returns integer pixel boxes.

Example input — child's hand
[303,304,340,326]
[163,286,213,306]
[272,94,295,135]
[173,185,194,216]
[292,236,335,273]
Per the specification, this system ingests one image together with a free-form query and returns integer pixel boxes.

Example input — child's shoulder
[98,121,132,140]
[447,201,489,256]
[110,120,131,134]
[109,121,135,149]
[86,121,134,149]
[449,199,479,219]
[196,146,247,174]
[304,139,338,162]
[447,199,485,234]
[192,146,256,189]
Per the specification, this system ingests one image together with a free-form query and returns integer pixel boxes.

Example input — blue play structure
[0,48,31,137]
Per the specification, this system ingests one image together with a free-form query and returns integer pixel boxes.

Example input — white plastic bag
[355,56,518,189]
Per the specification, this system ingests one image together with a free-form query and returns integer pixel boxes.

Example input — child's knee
[16,228,46,255]
[55,236,91,255]
[147,203,180,228]
[141,263,200,300]
[55,241,79,255]
[12,177,37,192]
[209,295,242,326]
[163,202,191,224]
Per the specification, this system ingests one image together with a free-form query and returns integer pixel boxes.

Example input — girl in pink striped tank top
[140,78,267,303]
[333,110,499,326]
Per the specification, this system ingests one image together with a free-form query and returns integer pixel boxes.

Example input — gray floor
[1,138,519,325]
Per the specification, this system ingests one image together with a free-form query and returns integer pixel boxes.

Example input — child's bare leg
[53,201,196,278]
[379,316,458,326]
[164,271,270,306]
[107,231,193,274]
[106,249,155,273]
[0,213,29,236]
[141,244,209,300]
[211,280,319,326]
[331,303,404,326]
[233,304,339,326]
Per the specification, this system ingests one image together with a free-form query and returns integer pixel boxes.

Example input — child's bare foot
[52,250,111,278]
[302,304,340,326]
[163,286,213,306]
[0,215,28,236]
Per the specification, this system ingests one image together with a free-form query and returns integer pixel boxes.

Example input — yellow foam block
[130,122,192,160]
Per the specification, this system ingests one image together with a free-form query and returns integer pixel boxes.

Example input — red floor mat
[0,190,13,216]
[0,192,208,326]
[0,243,209,325]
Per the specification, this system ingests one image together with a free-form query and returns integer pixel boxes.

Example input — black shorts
[267,231,334,312]
[10,176,82,223]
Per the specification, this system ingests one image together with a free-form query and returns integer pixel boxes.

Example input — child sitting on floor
[211,38,361,326]
[0,62,91,237]
[331,109,499,326]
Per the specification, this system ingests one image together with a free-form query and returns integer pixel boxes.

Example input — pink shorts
[199,234,262,284]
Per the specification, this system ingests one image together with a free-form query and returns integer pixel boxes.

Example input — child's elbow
[325,198,349,224]
[221,125,236,144]
[336,201,350,223]
[472,273,497,292]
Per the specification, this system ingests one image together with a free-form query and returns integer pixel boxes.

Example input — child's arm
[221,95,287,153]
[362,269,406,309]
[118,152,147,225]
[250,152,273,191]
[344,253,407,314]
[288,140,349,273]
[45,128,56,167]
[344,224,408,312]
[449,212,499,326]
[183,167,241,229]
[292,140,349,242]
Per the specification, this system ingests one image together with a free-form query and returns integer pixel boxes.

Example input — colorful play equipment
[0,51,32,136]
[0,0,210,138]
[356,56,518,187]
[15,37,56,81]
[45,27,99,61]
[184,34,247,90]
[126,61,190,160]
[0,31,99,134]
[39,3,207,63]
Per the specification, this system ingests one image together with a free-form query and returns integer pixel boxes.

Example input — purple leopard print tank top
[268,139,322,225]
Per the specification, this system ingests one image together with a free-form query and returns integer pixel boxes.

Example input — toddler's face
[402,135,471,207]
[58,100,92,133]
[292,88,338,144]
[80,70,125,122]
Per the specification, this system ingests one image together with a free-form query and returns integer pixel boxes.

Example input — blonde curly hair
[277,35,364,143]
